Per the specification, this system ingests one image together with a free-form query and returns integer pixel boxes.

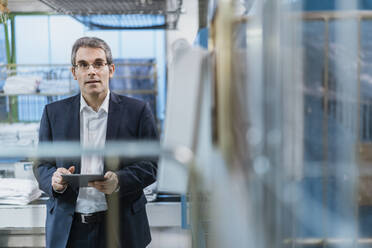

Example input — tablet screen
[62,174,105,187]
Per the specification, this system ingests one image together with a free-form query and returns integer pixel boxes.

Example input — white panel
[158,40,209,193]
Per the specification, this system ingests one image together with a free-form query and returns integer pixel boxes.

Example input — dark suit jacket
[34,92,158,248]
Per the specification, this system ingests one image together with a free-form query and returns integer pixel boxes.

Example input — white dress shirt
[75,92,110,214]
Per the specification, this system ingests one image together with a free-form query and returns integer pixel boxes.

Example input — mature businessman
[34,37,158,248]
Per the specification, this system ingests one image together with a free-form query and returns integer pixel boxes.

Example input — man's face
[71,47,115,98]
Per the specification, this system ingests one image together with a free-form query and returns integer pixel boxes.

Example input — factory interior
[1,0,372,247]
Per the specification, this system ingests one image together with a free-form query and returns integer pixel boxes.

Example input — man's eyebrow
[76,58,105,64]
[76,60,88,64]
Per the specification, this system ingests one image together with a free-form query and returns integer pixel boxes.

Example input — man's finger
[93,180,107,186]
[104,171,114,179]
[56,167,69,174]
[104,173,110,179]
[68,166,75,174]
[91,183,105,193]
[58,178,67,185]
[54,177,61,184]
[89,181,104,188]
[52,179,66,190]
[54,185,65,191]
[53,176,63,184]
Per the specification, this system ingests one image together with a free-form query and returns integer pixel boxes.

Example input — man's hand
[88,171,119,195]
[51,166,75,192]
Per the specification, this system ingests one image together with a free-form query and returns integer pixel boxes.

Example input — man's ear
[71,66,77,80]
[109,64,115,78]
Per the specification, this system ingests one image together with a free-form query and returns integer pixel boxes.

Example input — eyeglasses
[73,61,109,71]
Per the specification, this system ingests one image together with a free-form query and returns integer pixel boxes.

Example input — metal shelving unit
[38,0,183,29]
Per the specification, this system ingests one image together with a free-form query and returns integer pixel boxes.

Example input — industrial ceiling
[7,0,53,13]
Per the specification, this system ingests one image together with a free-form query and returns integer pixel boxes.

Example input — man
[34,37,158,248]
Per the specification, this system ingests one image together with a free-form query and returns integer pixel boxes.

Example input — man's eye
[79,63,88,68]
[94,62,104,67]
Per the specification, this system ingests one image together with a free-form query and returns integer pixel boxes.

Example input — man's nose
[87,65,97,75]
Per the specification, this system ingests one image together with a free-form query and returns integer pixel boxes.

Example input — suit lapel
[69,94,81,174]
[106,92,122,141]
[69,94,81,141]
[105,93,123,173]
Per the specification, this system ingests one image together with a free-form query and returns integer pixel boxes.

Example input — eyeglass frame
[73,61,110,71]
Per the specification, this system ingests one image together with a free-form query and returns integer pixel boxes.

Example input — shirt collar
[80,90,110,113]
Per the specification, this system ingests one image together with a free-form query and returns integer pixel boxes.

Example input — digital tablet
[62,174,105,187]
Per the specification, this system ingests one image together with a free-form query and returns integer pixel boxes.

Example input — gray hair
[71,37,113,65]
